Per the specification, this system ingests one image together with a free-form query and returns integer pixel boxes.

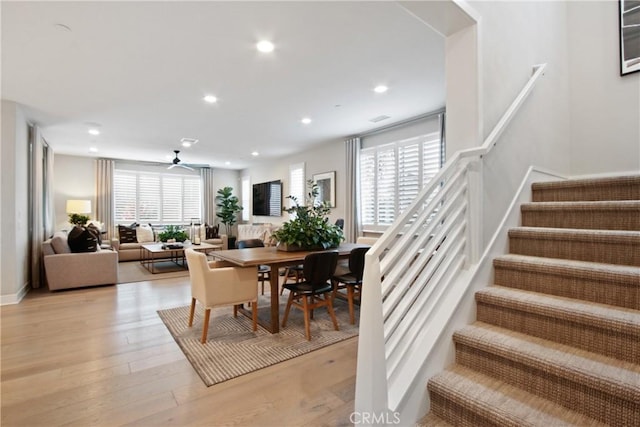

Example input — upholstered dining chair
[331,246,369,324]
[282,251,339,340]
[185,248,258,343]
[236,239,271,294]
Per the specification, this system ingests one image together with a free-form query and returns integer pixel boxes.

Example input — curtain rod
[351,107,445,139]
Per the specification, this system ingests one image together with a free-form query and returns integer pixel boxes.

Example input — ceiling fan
[167,150,194,171]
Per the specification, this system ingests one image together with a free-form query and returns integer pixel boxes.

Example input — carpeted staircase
[423,175,640,426]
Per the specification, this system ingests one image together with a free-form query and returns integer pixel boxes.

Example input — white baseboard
[0,282,30,305]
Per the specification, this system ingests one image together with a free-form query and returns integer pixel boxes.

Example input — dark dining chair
[236,239,271,295]
[281,251,340,340]
[331,246,368,324]
[334,218,344,230]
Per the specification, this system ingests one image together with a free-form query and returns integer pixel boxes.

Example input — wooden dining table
[213,243,369,333]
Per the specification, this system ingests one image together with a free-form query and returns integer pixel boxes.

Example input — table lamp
[66,199,92,225]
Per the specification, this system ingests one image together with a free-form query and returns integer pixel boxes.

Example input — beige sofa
[236,224,277,247]
[112,226,228,262]
[42,232,118,290]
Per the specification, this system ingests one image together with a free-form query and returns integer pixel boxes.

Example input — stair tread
[416,412,455,427]
[509,226,640,240]
[521,200,640,210]
[429,365,607,427]
[454,323,640,399]
[532,175,640,190]
[494,254,640,276]
[476,285,640,334]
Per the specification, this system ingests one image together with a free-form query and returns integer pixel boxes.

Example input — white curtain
[95,159,115,240]
[201,167,215,225]
[344,137,361,243]
[29,126,50,288]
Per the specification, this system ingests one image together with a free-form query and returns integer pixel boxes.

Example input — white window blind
[241,176,250,221]
[360,129,443,229]
[114,169,202,224]
[289,162,305,217]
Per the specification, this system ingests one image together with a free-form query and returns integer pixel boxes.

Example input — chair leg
[347,285,355,324]
[326,295,339,332]
[201,308,211,343]
[252,299,258,331]
[233,304,238,317]
[302,295,311,340]
[282,291,294,327]
[188,297,196,327]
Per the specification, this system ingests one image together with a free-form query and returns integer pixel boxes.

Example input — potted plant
[215,186,243,249]
[68,213,90,226]
[158,225,189,243]
[271,180,344,251]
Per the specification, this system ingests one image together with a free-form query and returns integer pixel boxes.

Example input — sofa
[236,224,277,247]
[42,231,118,290]
[111,224,228,262]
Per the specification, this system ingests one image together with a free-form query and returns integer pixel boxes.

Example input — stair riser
[493,266,639,310]
[521,210,640,231]
[532,183,640,202]
[455,343,640,426]
[476,302,639,363]
[509,236,640,266]
[428,389,513,427]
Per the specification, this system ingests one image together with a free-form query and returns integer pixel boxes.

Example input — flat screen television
[252,180,282,217]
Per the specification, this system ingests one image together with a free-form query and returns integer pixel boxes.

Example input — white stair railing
[355,64,547,422]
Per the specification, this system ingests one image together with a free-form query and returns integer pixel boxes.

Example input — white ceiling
[2,1,445,170]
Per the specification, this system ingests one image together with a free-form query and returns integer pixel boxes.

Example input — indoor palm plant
[272,180,344,251]
[215,186,243,248]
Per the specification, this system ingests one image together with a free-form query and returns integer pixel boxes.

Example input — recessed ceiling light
[374,85,388,93]
[203,95,217,103]
[180,138,198,148]
[301,117,312,125]
[225,161,231,165]
[256,40,275,53]
[251,151,260,157]
[89,147,98,153]
[88,128,100,136]
[182,142,191,148]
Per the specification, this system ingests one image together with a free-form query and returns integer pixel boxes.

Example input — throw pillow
[86,223,102,245]
[67,226,98,253]
[205,223,219,239]
[136,225,155,243]
[118,224,137,243]
[50,235,71,254]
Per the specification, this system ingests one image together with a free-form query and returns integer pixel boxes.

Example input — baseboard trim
[1,282,30,305]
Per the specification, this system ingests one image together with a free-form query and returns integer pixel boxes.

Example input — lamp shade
[66,199,92,214]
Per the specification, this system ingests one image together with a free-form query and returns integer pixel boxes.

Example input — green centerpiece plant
[158,225,189,243]
[272,180,344,251]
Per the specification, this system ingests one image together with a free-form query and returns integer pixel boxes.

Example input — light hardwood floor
[1,277,357,426]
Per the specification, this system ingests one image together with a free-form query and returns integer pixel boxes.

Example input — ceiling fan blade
[167,164,178,170]
[179,164,195,171]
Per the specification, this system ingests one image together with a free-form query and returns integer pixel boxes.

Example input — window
[114,170,202,224]
[241,176,250,221]
[289,162,305,217]
[360,130,443,229]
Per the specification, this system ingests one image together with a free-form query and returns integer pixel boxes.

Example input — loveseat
[111,224,227,262]
[42,231,118,290]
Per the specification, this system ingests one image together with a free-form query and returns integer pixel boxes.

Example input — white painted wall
[53,155,96,231]
[1,100,30,301]
[472,0,572,247]
[567,0,640,175]
[241,138,345,226]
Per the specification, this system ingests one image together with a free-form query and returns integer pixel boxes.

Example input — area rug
[158,296,359,386]
[118,261,189,284]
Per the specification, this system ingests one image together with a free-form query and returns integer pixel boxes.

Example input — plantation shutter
[114,172,137,223]
[376,144,396,225]
[398,139,421,213]
[162,176,182,223]
[289,162,305,218]
[182,177,201,221]
[360,150,376,226]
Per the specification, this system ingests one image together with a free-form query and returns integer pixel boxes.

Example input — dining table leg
[268,264,281,333]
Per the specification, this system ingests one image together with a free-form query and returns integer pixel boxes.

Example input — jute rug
[158,296,359,386]
[118,261,189,284]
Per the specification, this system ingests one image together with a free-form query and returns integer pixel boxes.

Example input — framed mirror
[313,171,336,208]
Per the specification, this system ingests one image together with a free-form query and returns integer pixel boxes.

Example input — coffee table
[140,242,219,274]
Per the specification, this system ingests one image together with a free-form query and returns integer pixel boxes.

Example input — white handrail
[354,63,547,423]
